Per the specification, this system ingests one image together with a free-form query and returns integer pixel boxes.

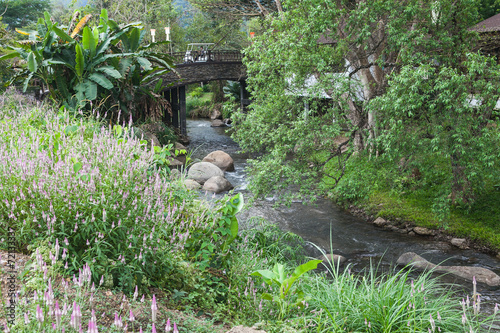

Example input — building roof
[470,13,500,32]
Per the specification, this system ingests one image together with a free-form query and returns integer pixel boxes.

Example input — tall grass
[307,255,499,332]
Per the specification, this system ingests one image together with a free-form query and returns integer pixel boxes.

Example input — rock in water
[396,252,436,270]
[318,253,347,268]
[203,176,233,193]
[203,150,235,171]
[397,252,500,286]
[211,119,225,127]
[450,238,468,249]
[187,162,224,185]
[413,227,434,236]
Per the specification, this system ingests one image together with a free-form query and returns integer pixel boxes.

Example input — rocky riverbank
[346,204,500,259]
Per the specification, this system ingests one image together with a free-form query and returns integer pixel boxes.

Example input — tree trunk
[450,153,473,205]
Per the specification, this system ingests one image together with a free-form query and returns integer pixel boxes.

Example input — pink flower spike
[151,294,158,322]
[165,318,171,332]
[133,285,138,301]
[4,323,9,333]
[24,312,30,324]
[152,323,157,333]
[55,300,62,327]
[173,323,179,333]
[129,309,135,322]
[36,304,44,324]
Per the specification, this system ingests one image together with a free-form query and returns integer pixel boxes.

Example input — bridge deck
[168,50,243,65]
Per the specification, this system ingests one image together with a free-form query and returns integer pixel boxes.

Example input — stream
[186,118,500,315]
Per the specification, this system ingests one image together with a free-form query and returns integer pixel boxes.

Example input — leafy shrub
[1,9,173,119]
[189,86,205,98]
[186,96,211,118]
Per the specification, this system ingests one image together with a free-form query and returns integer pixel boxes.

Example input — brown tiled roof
[470,13,500,32]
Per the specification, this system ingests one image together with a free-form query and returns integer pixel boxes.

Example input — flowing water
[186,118,500,314]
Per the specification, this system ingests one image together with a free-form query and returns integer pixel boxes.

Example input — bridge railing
[167,50,243,65]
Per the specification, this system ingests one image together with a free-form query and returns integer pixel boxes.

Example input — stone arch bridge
[159,50,249,136]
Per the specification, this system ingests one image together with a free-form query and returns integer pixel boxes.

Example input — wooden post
[171,87,179,129]
[179,85,187,136]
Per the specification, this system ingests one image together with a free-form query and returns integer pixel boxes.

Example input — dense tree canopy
[232,0,500,212]
[478,0,500,21]
[0,0,51,29]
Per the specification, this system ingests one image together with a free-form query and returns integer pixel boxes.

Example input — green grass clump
[308,258,497,332]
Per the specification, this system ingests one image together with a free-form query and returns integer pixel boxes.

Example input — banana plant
[1,9,174,116]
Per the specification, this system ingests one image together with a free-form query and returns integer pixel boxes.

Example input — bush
[186,96,212,118]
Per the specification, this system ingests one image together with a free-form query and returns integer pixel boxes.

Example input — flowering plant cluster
[0,90,240,297]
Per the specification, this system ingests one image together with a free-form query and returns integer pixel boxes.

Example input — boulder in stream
[203,150,235,171]
[318,253,347,268]
[184,179,202,190]
[397,252,500,287]
[203,176,233,194]
[211,119,226,127]
[187,162,224,185]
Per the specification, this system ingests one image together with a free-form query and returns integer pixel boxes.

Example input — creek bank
[346,203,500,259]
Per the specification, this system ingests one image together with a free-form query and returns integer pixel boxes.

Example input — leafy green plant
[251,259,321,320]
[188,193,244,269]
[1,9,173,119]
[189,86,204,98]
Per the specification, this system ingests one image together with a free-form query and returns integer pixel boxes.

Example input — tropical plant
[251,259,321,320]
[0,9,174,119]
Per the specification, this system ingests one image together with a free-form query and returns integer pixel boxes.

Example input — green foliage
[234,0,485,205]
[189,86,205,98]
[186,92,213,117]
[477,0,500,21]
[251,260,321,320]
[370,52,500,217]
[223,80,240,101]
[221,81,239,119]
[1,9,173,119]
[182,10,247,50]
[0,0,51,29]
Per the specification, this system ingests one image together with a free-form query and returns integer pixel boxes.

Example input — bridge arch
[159,51,249,136]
